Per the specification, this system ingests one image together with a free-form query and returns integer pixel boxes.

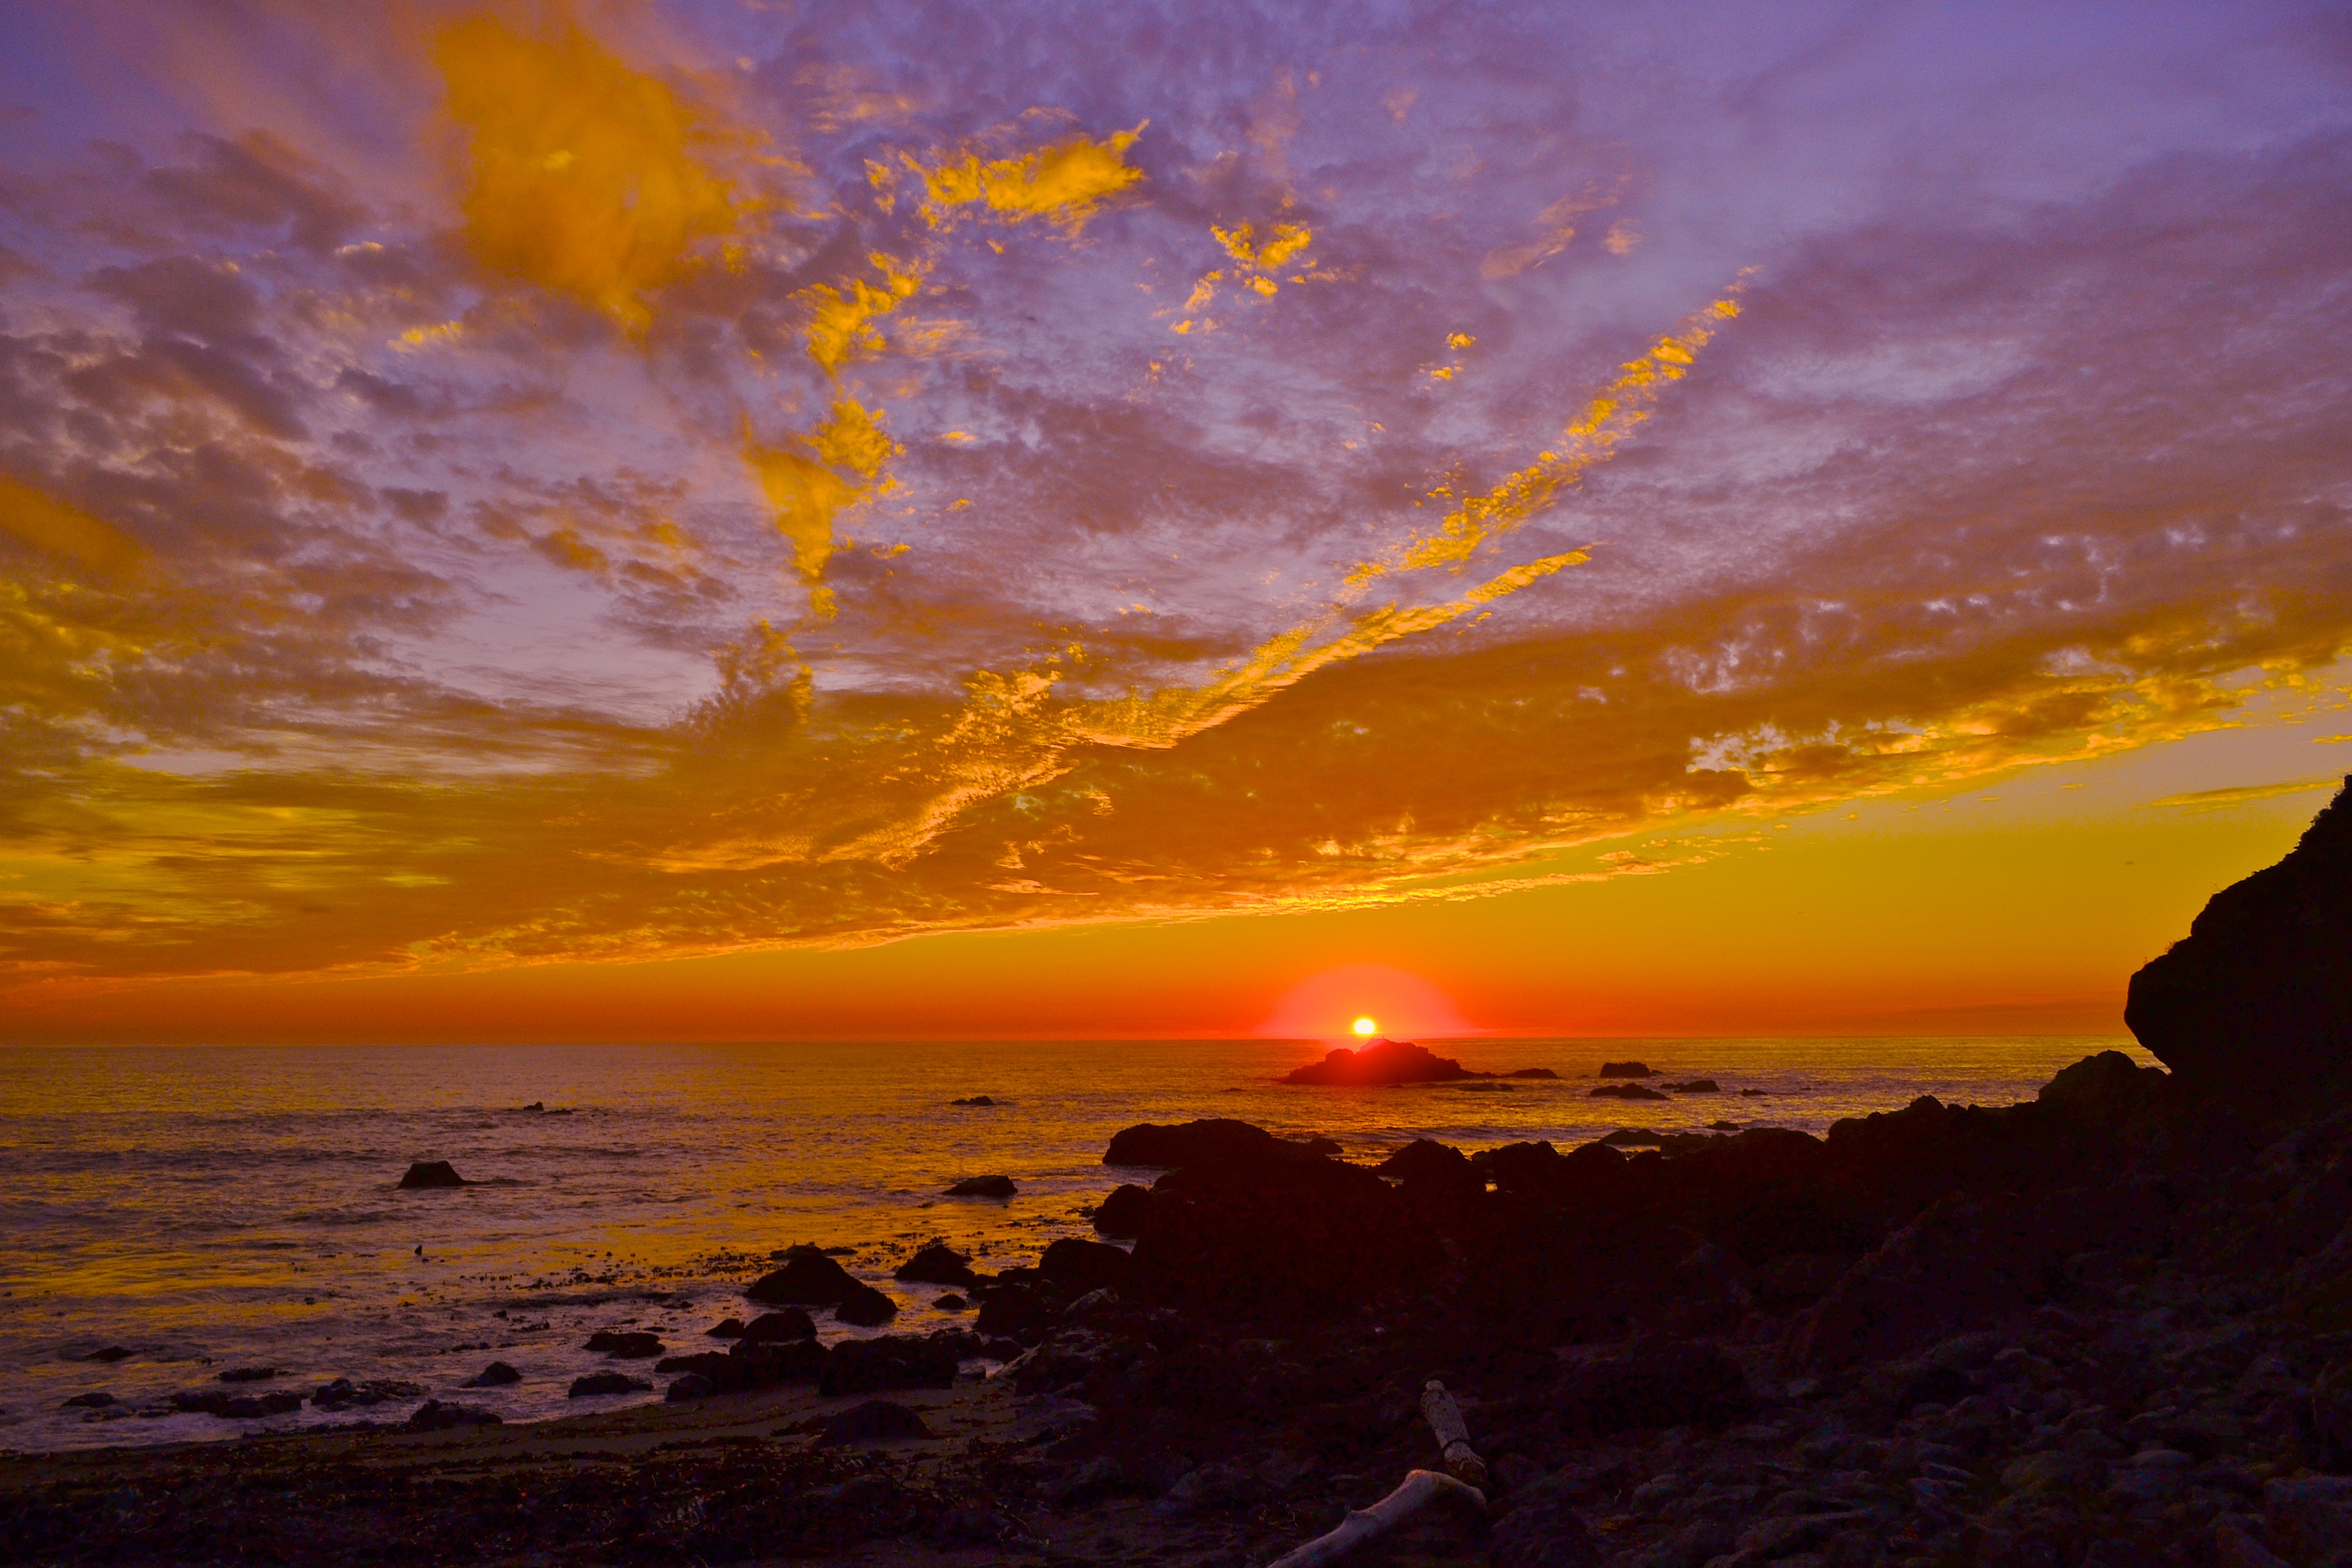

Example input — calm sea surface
[0,1036,2145,1453]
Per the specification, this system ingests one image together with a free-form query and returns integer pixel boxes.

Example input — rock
[2266,1475,2352,1557]
[816,1398,934,1447]
[950,1095,996,1106]
[1282,1038,1480,1085]
[740,1309,817,1341]
[311,1377,424,1409]
[1598,1060,1656,1077]
[1376,1138,1486,1203]
[894,1243,977,1285]
[1092,1182,1153,1237]
[746,1249,865,1306]
[397,1160,466,1189]
[169,1389,303,1418]
[936,1293,967,1311]
[461,1360,521,1388]
[61,1392,115,1408]
[215,1366,280,1383]
[401,1399,501,1432]
[584,1330,664,1358]
[1590,1083,1668,1100]
[1560,1338,1752,1435]
[2126,777,2352,1107]
[1489,1473,1604,1567]
[1508,1067,1561,1080]
[706,1316,746,1338]
[1599,1128,1664,1146]
[2037,1049,2172,1125]
[1102,1117,1322,1169]
[1740,1088,1771,1096]
[834,1283,899,1326]
[1038,1237,1131,1295]
[819,1333,959,1396]
[1668,1079,1722,1093]
[1708,1119,1741,1130]
[665,1373,715,1401]
[975,1283,1052,1342]
[75,1346,132,1363]
[945,1174,1017,1197]
[567,1371,651,1398]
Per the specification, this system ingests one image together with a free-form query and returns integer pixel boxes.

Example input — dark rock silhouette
[740,1309,817,1341]
[817,1398,934,1446]
[461,1360,521,1388]
[1668,1079,1722,1093]
[1591,1083,1668,1100]
[170,1389,302,1418]
[1598,1060,1656,1077]
[1038,1238,1131,1296]
[61,1391,114,1409]
[2127,776,2352,1105]
[894,1243,976,1285]
[1091,1182,1153,1237]
[311,1377,423,1409]
[1507,1067,1561,1080]
[584,1330,663,1358]
[835,1283,899,1326]
[665,1373,715,1401]
[402,1399,501,1432]
[819,1335,960,1397]
[1103,1118,1326,1169]
[215,1366,280,1383]
[567,1371,651,1398]
[75,1346,132,1363]
[746,1248,864,1306]
[1282,1038,1474,1085]
[950,1095,996,1106]
[397,1161,465,1189]
[1600,1128,1664,1146]
[706,1316,746,1338]
[945,1174,1017,1197]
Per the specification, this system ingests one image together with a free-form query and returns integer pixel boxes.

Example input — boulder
[2037,1048,2172,1126]
[665,1373,716,1402]
[655,1338,827,1391]
[1667,1079,1722,1094]
[746,1249,864,1306]
[1375,1138,1486,1203]
[706,1316,746,1338]
[740,1309,817,1342]
[169,1389,303,1418]
[1590,1083,1667,1100]
[567,1371,651,1398]
[1091,1182,1153,1237]
[1598,1061,1656,1077]
[950,1095,996,1106]
[401,1399,501,1432]
[819,1334,960,1397]
[1038,1238,1131,1296]
[894,1243,977,1285]
[2126,777,2352,1108]
[1598,1128,1663,1147]
[1103,1118,1319,1170]
[816,1398,934,1447]
[1507,1067,1561,1080]
[945,1174,1017,1197]
[936,1293,967,1311]
[461,1360,521,1387]
[1282,1039,1477,1085]
[397,1161,466,1189]
[584,1329,664,1358]
[834,1283,898,1326]
[311,1377,423,1409]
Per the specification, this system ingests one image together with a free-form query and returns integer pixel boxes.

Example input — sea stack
[2125,775,2352,1109]
[397,1161,466,1189]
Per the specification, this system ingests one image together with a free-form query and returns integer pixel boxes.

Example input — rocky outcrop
[1282,1039,1475,1085]
[1104,1118,1329,1169]
[1598,1060,1655,1077]
[835,1283,898,1326]
[397,1161,465,1189]
[2127,775,2352,1107]
[740,1309,817,1341]
[746,1248,865,1306]
[944,1174,1016,1197]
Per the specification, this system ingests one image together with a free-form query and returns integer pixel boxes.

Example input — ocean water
[0,1035,2145,1453]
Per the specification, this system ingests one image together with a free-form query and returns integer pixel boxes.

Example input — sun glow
[1352,1016,1377,1037]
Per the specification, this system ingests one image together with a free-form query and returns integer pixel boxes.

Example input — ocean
[0,1035,2145,1454]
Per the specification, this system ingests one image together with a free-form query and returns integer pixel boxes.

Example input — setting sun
[1352,1017,1377,1037]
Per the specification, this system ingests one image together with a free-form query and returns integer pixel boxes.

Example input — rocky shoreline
[5,779,2349,1567]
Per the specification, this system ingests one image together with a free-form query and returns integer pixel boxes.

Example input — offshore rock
[397,1161,465,1189]
[1282,1039,1474,1085]
[746,1250,864,1307]
[567,1371,651,1398]
[584,1330,664,1358]
[945,1174,1017,1198]
[1591,1083,1668,1100]
[461,1360,521,1388]
[1598,1061,1656,1077]
[1104,1117,1324,1169]
[2127,776,2352,1108]
[894,1243,977,1286]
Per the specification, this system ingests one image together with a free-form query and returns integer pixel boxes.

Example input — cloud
[2,0,2350,1003]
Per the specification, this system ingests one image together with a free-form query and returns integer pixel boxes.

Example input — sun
[1352,1016,1377,1037]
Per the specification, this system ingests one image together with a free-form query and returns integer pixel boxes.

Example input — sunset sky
[2,2,2348,1044]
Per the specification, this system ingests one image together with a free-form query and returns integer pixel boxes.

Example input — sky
[2,1,2349,1044]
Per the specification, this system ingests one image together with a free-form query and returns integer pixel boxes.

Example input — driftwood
[1262,1468,1487,1568]
[1418,1377,1489,1487]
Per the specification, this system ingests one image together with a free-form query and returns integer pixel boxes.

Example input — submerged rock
[950,1095,996,1106]
[945,1174,1017,1198]
[461,1361,521,1388]
[1591,1083,1668,1100]
[584,1329,664,1358]
[2126,777,2352,1108]
[397,1161,466,1189]
[61,1392,115,1409]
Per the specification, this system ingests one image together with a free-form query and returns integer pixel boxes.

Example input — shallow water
[0,1035,2144,1452]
